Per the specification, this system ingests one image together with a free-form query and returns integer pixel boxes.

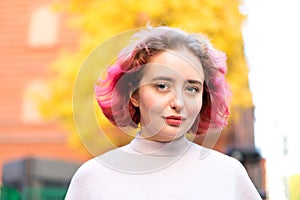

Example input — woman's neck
[130,133,191,157]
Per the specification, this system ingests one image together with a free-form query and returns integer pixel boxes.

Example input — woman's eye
[155,83,169,90]
[185,86,199,94]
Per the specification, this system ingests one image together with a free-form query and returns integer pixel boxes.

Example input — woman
[65,26,262,199]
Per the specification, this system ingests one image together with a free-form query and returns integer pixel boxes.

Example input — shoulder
[189,142,241,166]
[67,155,112,187]
[73,145,131,176]
[73,157,106,177]
[189,143,262,199]
[68,144,133,181]
[65,149,122,200]
[188,142,251,177]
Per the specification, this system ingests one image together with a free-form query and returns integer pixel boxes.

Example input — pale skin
[130,49,205,142]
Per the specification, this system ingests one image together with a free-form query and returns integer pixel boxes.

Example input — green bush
[0,186,20,200]
[0,186,67,200]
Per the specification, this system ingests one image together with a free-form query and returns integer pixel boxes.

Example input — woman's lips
[163,116,185,126]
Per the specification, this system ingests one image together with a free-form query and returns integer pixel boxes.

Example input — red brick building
[0,0,90,184]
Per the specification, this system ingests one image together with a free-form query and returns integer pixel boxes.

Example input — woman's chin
[147,132,186,142]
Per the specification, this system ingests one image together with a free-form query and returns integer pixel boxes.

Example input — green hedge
[0,186,20,200]
[0,186,67,200]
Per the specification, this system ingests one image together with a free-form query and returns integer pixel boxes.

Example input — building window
[28,5,59,47]
[21,79,50,124]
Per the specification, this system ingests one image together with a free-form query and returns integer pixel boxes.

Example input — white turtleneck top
[65,135,262,200]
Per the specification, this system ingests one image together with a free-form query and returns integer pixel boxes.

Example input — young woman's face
[130,49,204,142]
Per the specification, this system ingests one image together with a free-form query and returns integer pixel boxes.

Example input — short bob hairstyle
[95,26,230,134]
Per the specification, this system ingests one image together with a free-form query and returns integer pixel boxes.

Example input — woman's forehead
[142,50,204,82]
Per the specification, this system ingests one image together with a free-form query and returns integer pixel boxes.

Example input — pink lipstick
[164,116,184,126]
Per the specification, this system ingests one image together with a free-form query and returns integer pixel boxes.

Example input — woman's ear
[130,91,139,107]
[129,85,139,107]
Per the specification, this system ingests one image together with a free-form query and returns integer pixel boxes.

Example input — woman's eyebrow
[151,77,203,85]
[186,79,203,86]
[150,76,174,82]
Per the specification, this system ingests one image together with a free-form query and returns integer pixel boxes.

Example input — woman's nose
[169,92,184,111]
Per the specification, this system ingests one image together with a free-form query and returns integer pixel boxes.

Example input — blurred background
[0,0,299,199]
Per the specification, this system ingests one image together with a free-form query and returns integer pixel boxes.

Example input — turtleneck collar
[129,133,191,157]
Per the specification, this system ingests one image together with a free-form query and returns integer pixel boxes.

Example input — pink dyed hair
[95,26,230,134]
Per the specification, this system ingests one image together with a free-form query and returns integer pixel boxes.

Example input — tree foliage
[39,0,252,155]
[289,174,300,200]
